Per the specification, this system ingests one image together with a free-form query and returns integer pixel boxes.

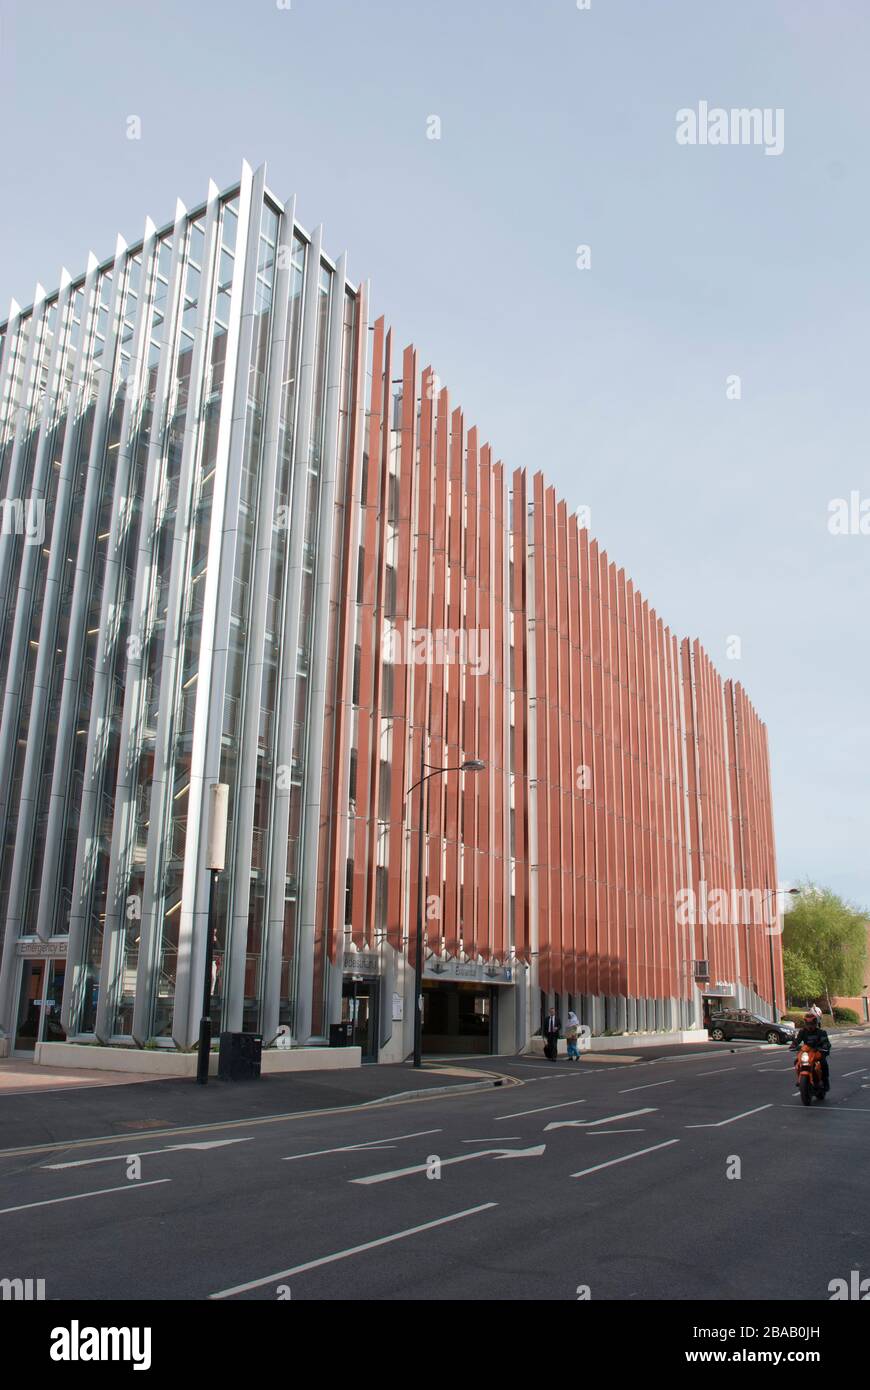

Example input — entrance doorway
[341,978,379,1063]
[14,957,67,1055]
[702,994,737,1028]
[421,981,495,1055]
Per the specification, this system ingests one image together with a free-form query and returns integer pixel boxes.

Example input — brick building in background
[0,162,782,1063]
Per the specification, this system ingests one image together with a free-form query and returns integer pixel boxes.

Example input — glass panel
[15,960,45,1051]
[44,960,67,1041]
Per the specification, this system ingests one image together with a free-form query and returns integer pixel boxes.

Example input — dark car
[707,1009,796,1046]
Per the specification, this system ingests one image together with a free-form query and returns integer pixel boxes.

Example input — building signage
[16,939,68,958]
[424,958,514,985]
[342,952,380,976]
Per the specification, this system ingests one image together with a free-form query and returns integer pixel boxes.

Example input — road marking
[210,1203,499,1299]
[460,1137,522,1143]
[755,1066,793,1072]
[282,1129,441,1162]
[647,1050,733,1061]
[843,1069,868,1078]
[618,1079,675,1094]
[587,1128,645,1134]
[571,1139,679,1178]
[0,1178,170,1216]
[686,1104,772,1129]
[695,1068,736,1076]
[496,1099,588,1120]
[545,1107,656,1131]
[0,1093,478,1163]
[350,1144,546,1185]
[777,1104,870,1115]
[43,1138,255,1170]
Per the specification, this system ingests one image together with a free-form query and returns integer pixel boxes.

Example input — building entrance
[341,978,379,1063]
[14,957,66,1055]
[421,981,495,1055]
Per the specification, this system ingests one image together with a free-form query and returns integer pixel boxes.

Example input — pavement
[1,1032,869,1301]
[0,1058,159,1094]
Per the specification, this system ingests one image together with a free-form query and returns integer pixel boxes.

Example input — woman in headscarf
[565,1009,581,1061]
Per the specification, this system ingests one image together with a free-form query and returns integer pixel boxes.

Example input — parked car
[707,1009,796,1045]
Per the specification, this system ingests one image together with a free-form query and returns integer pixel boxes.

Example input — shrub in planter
[833,1006,859,1024]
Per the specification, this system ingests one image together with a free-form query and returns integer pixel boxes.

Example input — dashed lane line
[209,1203,499,1299]
[686,1104,772,1129]
[281,1129,441,1162]
[0,1178,171,1216]
[495,1099,588,1120]
[618,1080,675,1094]
[571,1140,679,1178]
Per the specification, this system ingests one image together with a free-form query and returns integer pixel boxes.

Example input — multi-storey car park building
[0,162,783,1064]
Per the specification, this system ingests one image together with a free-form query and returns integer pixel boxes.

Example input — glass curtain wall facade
[0,161,781,1059]
[0,164,363,1050]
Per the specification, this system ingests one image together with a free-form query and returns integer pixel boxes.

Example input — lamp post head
[461,759,485,772]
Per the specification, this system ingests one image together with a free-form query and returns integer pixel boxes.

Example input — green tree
[782,883,868,1015]
[782,947,823,1002]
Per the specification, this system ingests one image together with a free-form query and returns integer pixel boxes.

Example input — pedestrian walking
[543,1006,561,1060]
[565,1009,581,1061]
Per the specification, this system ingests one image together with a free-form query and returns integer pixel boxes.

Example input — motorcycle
[793,1044,827,1105]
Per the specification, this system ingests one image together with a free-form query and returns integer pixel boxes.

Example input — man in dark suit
[543,1005,561,1060]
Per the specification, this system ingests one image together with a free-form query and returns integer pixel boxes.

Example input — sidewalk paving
[0,1057,158,1094]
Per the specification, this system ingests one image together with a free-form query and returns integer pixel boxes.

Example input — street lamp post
[196,783,229,1086]
[766,886,800,1019]
[406,748,484,1069]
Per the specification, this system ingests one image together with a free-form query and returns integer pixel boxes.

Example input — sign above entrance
[424,958,513,985]
[342,951,380,976]
[16,939,68,958]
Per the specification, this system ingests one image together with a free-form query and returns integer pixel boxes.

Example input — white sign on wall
[16,939,68,958]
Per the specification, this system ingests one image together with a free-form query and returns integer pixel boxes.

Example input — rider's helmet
[803,1012,816,1025]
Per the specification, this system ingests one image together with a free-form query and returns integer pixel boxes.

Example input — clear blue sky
[2,0,867,910]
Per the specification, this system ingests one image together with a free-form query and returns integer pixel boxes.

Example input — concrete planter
[33,1041,361,1076]
[260,1046,361,1073]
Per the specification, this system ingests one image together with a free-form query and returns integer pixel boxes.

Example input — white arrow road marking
[42,1138,255,1170]
[496,1099,587,1120]
[618,1079,675,1094]
[571,1139,679,1178]
[686,1104,772,1129]
[350,1145,546,1184]
[210,1203,498,1299]
[282,1129,441,1162]
[0,1179,171,1216]
[545,1107,656,1131]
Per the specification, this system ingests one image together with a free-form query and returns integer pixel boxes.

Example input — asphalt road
[2,1037,869,1302]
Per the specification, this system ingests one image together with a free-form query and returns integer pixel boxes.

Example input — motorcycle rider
[791,1011,831,1092]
